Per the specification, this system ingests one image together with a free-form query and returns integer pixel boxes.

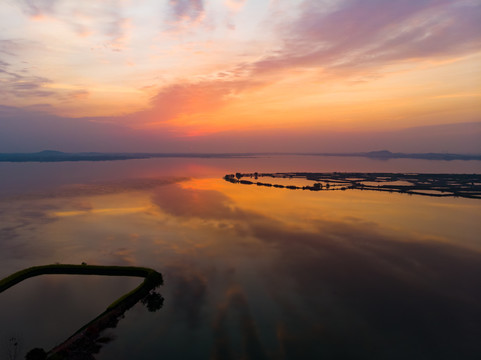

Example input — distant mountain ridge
[0,150,480,162]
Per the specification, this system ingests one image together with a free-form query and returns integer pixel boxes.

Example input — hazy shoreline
[1,150,480,162]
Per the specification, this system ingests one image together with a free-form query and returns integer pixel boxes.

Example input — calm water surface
[0,156,480,359]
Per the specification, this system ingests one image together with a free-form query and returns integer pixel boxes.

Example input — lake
[1,155,480,359]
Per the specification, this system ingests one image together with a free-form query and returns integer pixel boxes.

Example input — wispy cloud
[0,39,58,100]
[0,39,27,57]
[65,89,90,100]
[14,1,131,50]
[98,3,130,51]
[18,0,60,17]
[225,0,247,12]
[249,0,481,76]
[128,0,481,126]
[119,77,263,126]
[169,0,205,23]
[0,67,55,99]
[0,0,479,152]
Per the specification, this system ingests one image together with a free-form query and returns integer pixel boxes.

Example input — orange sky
[0,0,480,152]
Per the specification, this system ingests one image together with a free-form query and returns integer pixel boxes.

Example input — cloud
[249,0,481,76]
[1,0,480,153]
[121,0,481,128]
[0,39,23,57]
[122,77,262,125]
[0,69,55,99]
[150,82,229,121]
[3,0,479,148]
[151,79,252,111]
[225,0,247,12]
[98,3,130,51]
[0,59,9,70]
[65,89,90,100]
[70,2,131,51]
[18,0,60,17]
[169,0,205,23]
[13,1,131,50]
[0,40,56,99]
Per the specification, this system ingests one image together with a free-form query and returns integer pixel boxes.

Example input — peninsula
[224,172,481,199]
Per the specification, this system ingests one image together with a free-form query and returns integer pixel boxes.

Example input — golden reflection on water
[1,174,481,359]
[182,177,481,250]
[1,175,479,280]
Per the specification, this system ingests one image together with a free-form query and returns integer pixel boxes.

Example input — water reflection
[150,183,481,359]
[41,289,164,360]
[1,265,163,360]
[1,162,480,359]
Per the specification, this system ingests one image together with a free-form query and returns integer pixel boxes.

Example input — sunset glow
[1,0,480,152]
[2,2,481,357]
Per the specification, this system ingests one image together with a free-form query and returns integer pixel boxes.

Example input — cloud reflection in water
[1,177,480,359]
[150,183,481,359]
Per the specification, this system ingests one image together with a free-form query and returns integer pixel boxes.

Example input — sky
[0,0,480,153]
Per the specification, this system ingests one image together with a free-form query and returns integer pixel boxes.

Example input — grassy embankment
[0,264,163,359]
[0,264,163,310]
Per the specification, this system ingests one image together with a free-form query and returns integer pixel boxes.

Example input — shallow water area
[0,155,480,359]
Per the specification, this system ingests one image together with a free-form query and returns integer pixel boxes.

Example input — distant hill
[0,151,254,162]
[0,151,147,162]
[35,150,64,155]
[334,150,481,161]
[297,150,481,161]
